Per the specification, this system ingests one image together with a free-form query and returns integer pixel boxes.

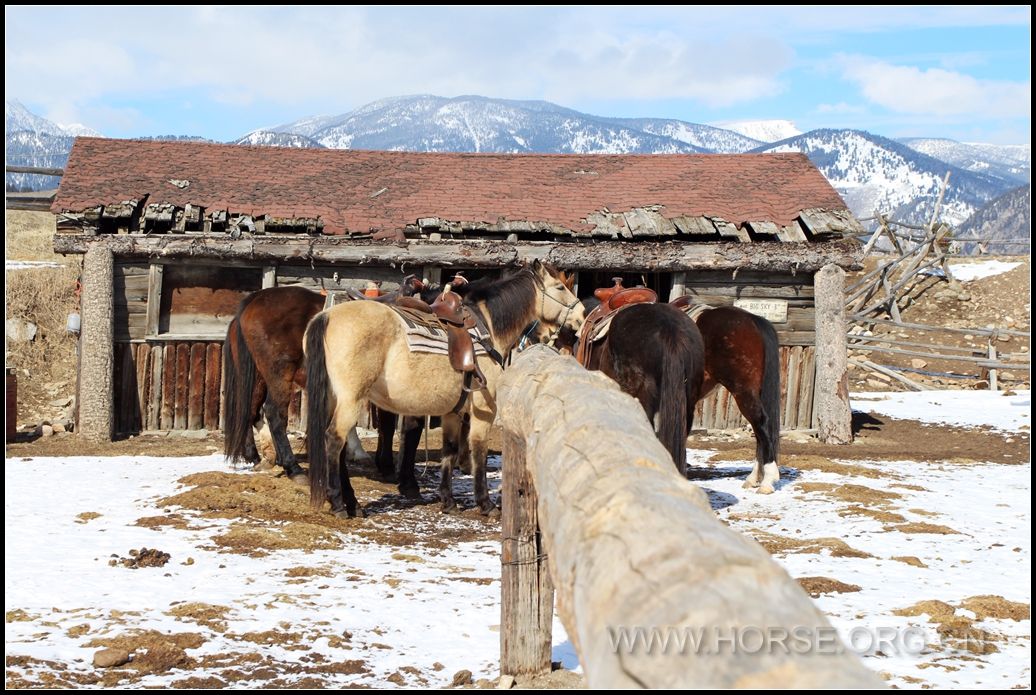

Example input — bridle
[529,268,581,347]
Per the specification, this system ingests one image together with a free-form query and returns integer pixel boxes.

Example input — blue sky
[4,6,1030,144]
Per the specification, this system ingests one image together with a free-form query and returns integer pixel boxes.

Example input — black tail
[658,334,689,474]
[223,315,260,463]
[305,312,333,509]
[753,313,781,464]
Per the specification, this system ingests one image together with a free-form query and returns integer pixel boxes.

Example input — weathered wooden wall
[111,262,821,434]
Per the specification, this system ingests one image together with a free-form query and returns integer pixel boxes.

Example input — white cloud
[4,6,792,127]
[840,56,1031,119]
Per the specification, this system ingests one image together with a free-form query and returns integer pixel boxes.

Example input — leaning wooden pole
[497,346,881,688]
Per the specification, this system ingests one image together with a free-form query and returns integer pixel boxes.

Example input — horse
[692,304,781,494]
[304,260,584,518]
[222,278,436,485]
[562,297,782,493]
[576,299,705,475]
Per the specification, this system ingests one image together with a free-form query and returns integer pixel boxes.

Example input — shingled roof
[53,137,859,240]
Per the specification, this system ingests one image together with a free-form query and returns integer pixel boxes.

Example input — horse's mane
[460,266,537,337]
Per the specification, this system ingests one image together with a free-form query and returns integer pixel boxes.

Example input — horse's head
[528,259,585,334]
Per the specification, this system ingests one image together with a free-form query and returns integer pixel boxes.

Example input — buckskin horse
[222,277,436,485]
[304,260,584,518]
[575,281,705,476]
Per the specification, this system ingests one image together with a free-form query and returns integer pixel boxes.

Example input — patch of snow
[852,390,1030,433]
[6,260,64,270]
[948,260,1022,282]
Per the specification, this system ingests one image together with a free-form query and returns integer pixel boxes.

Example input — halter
[530,268,581,346]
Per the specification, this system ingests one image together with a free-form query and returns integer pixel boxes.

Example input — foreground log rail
[496,346,881,688]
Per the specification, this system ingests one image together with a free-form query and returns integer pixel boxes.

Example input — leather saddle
[577,278,658,367]
[429,289,487,390]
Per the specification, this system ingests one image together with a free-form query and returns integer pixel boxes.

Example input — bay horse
[578,300,705,475]
[304,260,584,518]
[693,305,781,494]
[222,278,434,485]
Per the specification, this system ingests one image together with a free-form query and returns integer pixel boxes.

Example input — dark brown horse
[692,304,781,493]
[223,279,437,487]
[579,300,705,475]
[569,297,782,492]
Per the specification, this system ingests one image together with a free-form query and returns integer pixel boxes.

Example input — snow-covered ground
[949,259,1023,282]
[852,389,1030,433]
[4,393,1031,688]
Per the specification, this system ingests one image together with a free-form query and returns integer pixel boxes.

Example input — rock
[498,674,516,689]
[5,318,37,343]
[974,380,989,390]
[997,334,1010,343]
[783,430,814,444]
[49,396,72,408]
[957,292,971,301]
[52,422,66,433]
[93,647,131,668]
[910,359,928,369]
[38,424,54,437]
[179,429,209,439]
[451,669,473,687]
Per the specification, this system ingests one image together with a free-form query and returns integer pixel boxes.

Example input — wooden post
[815,264,853,444]
[500,432,554,678]
[145,263,163,337]
[78,245,115,441]
[668,271,687,302]
[496,347,881,688]
[262,266,277,289]
[988,342,998,391]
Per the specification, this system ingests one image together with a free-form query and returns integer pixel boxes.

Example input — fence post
[500,431,554,678]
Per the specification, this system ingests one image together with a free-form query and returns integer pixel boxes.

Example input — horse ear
[531,258,543,273]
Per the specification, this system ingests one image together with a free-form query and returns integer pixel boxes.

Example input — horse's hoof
[441,501,460,515]
[399,485,422,501]
[742,479,761,489]
[332,507,365,519]
[482,505,501,520]
[377,470,398,484]
[289,472,309,486]
[757,484,776,495]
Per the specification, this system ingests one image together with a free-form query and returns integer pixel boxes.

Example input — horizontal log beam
[496,346,881,688]
[53,234,863,272]
[5,165,64,176]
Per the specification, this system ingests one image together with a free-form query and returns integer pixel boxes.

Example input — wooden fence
[496,346,880,688]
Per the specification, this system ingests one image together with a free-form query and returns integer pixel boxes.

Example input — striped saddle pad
[583,300,714,345]
[390,305,489,357]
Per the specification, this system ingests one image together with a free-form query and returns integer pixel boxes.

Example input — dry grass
[6,261,81,421]
[5,210,61,261]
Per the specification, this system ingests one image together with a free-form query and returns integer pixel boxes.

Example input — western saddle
[577,278,658,367]
[345,274,494,392]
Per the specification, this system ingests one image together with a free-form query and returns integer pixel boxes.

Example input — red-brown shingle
[53,137,850,235]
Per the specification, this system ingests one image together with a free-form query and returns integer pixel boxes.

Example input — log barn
[52,138,863,443]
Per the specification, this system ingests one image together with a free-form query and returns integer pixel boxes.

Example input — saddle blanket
[681,301,714,321]
[390,305,489,357]
[583,301,715,345]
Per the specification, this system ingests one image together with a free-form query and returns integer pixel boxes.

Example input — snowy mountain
[956,185,1031,253]
[5,130,75,191]
[5,99,101,138]
[713,119,801,143]
[900,138,1030,184]
[602,117,762,153]
[273,95,705,154]
[232,130,325,148]
[5,99,102,191]
[756,129,1014,226]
